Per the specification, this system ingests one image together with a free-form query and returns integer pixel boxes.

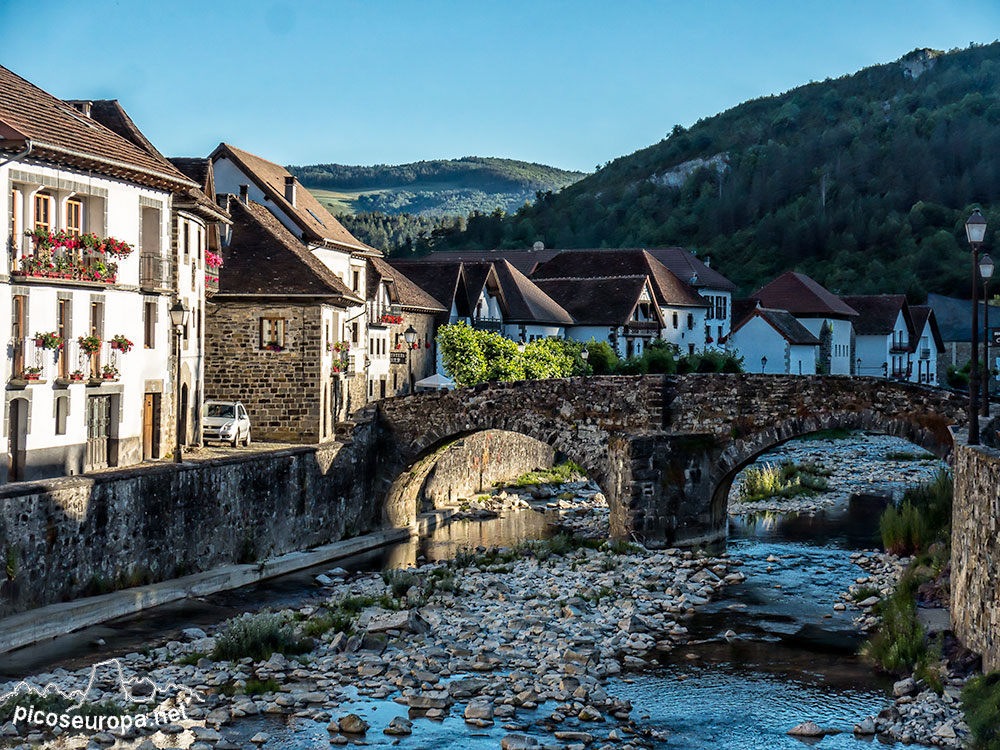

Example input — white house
[645,247,736,350]
[0,66,201,481]
[907,306,945,386]
[534,274,665,358]
[750,271,859,375]
[842,295,912,379]
[725,305,819,375]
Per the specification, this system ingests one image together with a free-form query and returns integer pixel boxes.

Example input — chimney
[284,175,296,206]
[71,101,92,118]
[704,256,711,268]
[239,184,249,206]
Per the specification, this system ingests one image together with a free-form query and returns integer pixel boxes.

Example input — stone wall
[205,302,323,442]
[951,441,1000,671]
[416,430,554,510]
[0,419,383,616]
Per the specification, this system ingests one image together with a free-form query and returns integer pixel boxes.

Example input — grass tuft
[211,612,312,662]
[962,672,1000,750]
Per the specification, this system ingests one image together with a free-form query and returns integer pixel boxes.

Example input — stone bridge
[376,375,966,546]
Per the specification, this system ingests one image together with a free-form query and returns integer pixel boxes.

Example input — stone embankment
[0,515,744,749]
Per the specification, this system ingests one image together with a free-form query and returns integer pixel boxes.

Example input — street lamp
[856,358,862,376]
[981,253,995,416]
[403,324,417,394]
[966,209,987,444]
[169,300,190,463]
[760,355,767,373]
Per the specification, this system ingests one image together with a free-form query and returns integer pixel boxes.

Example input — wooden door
[86,395,111,469]
[142,394,154,460]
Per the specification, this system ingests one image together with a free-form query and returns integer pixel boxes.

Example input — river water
[3,436,926,749]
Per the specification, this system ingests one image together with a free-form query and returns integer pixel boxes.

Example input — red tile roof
[0,66,194,191]
[841,295,911,336]
[750,272,858,318]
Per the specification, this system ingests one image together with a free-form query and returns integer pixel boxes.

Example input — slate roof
[533,275,662,326]
[491,260,573,325]
[217,198,361,303]
[412,248,562,275]
[908,306,945,353]
[0,67,195,191]
[750,272,858,318]
[210,143,375,253]
[531,249,707,308]
[386,260,467,315]
[167,157,231,222]
[841,295,911,336]
[367,257,447,314]
[926,293,994,343]
[642,247,737,292]
[729,307,820,346]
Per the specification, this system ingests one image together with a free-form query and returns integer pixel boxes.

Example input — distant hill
[287,156,585,217]
[416,44,1000,300]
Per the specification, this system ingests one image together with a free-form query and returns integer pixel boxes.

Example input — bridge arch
[707,410,955,533]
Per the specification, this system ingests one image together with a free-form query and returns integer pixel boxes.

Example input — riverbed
[0,432,947,749]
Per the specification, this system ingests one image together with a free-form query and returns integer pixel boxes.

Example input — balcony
[625,320,661,335]
[140,252,174,292]
[367,302,402,327]
[471,317,503,333]
[12,249,118,285]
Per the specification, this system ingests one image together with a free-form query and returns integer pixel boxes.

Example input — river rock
[787,722,824,737]
[501,735,539,750]
[407,690,452,709]
[338,713,369,734]
[366,609,429,634]
[893,677,917,697]
[853,717,875,735]
[384,716,413,735]
[465,701,494,720]
[250,733,269,745]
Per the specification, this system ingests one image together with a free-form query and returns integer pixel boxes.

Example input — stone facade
[951,441,1000,671]
[0,418,381,615]
[378,374,967,546]
[205,302,324,442]
[387,311,437,395]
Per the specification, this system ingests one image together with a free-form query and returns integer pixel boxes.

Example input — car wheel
[231,433,238,448]
[244,430,251,447]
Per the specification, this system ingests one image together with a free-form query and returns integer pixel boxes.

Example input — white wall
[799,317,853,375]
[728,316,793,374]
[660,305,706,353]
[855,334,889,378]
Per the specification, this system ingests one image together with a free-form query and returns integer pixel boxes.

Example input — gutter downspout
[0,139,33,168]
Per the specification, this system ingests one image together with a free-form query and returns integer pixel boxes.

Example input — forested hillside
[416,44,1000,299]
[287,156,584,217]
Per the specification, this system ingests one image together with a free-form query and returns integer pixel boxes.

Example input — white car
[203,400,251,446]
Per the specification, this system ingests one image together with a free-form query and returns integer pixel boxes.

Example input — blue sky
[2,1,999,172]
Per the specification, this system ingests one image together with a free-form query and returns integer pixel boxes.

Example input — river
[2,432,939,749]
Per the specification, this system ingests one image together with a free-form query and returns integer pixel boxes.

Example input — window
[12,294,25,376]
[144,300,156,349]
[688,343,695,356]
[34,194,52,231]
[719,296,728,320]
[57,299,70,378]
[718,326,723,340]
[352,270,360,292]
[687,313,694,330]
[55,396,68,435]
[183,222,190,262]
[672,312,678,329]
[66,199,83,236]
[260,317,286,348]
[89,300,104,378]
[351,322,359,344]
[11,188,20,244]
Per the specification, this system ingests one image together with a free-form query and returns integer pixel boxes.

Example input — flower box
[110,335,134,354]
[69,372,85,382]
[23,373,41,381]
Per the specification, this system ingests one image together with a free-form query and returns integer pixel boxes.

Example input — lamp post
[761,355,767,373]
[169,300,189,463]
[856,358,862,377]
[981,253,995,416]
[966,209,987,445]
[403,324,417,394]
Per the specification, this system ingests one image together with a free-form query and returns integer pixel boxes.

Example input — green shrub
[879,471,952,555]
[177,651,206,666]
[382,569,420,597]
[614,356,648,375]
[512,460,585,486]
[962,672,1000,750]
[737,461,829,502]
[585,340,618,374]
[880,501,929,556]
[303,611,354,637]
[862,588,925,674]
[245,678,281,696]
[211,613,312,662]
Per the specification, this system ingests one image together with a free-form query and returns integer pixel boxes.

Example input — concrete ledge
[0,507,457,656]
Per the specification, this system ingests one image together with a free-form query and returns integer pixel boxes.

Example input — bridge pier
[610,433,724,548]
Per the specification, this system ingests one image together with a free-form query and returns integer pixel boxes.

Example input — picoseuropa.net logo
[1,658,203,736]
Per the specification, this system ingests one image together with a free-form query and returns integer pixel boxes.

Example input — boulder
[407,690,453,709]
[892,677,917,697]
[366,609,429,635]
[501,735,539,750]
[384,716,413,735]
[338,714,369,734]
[853,717,875,735]
[787,722,823,737]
